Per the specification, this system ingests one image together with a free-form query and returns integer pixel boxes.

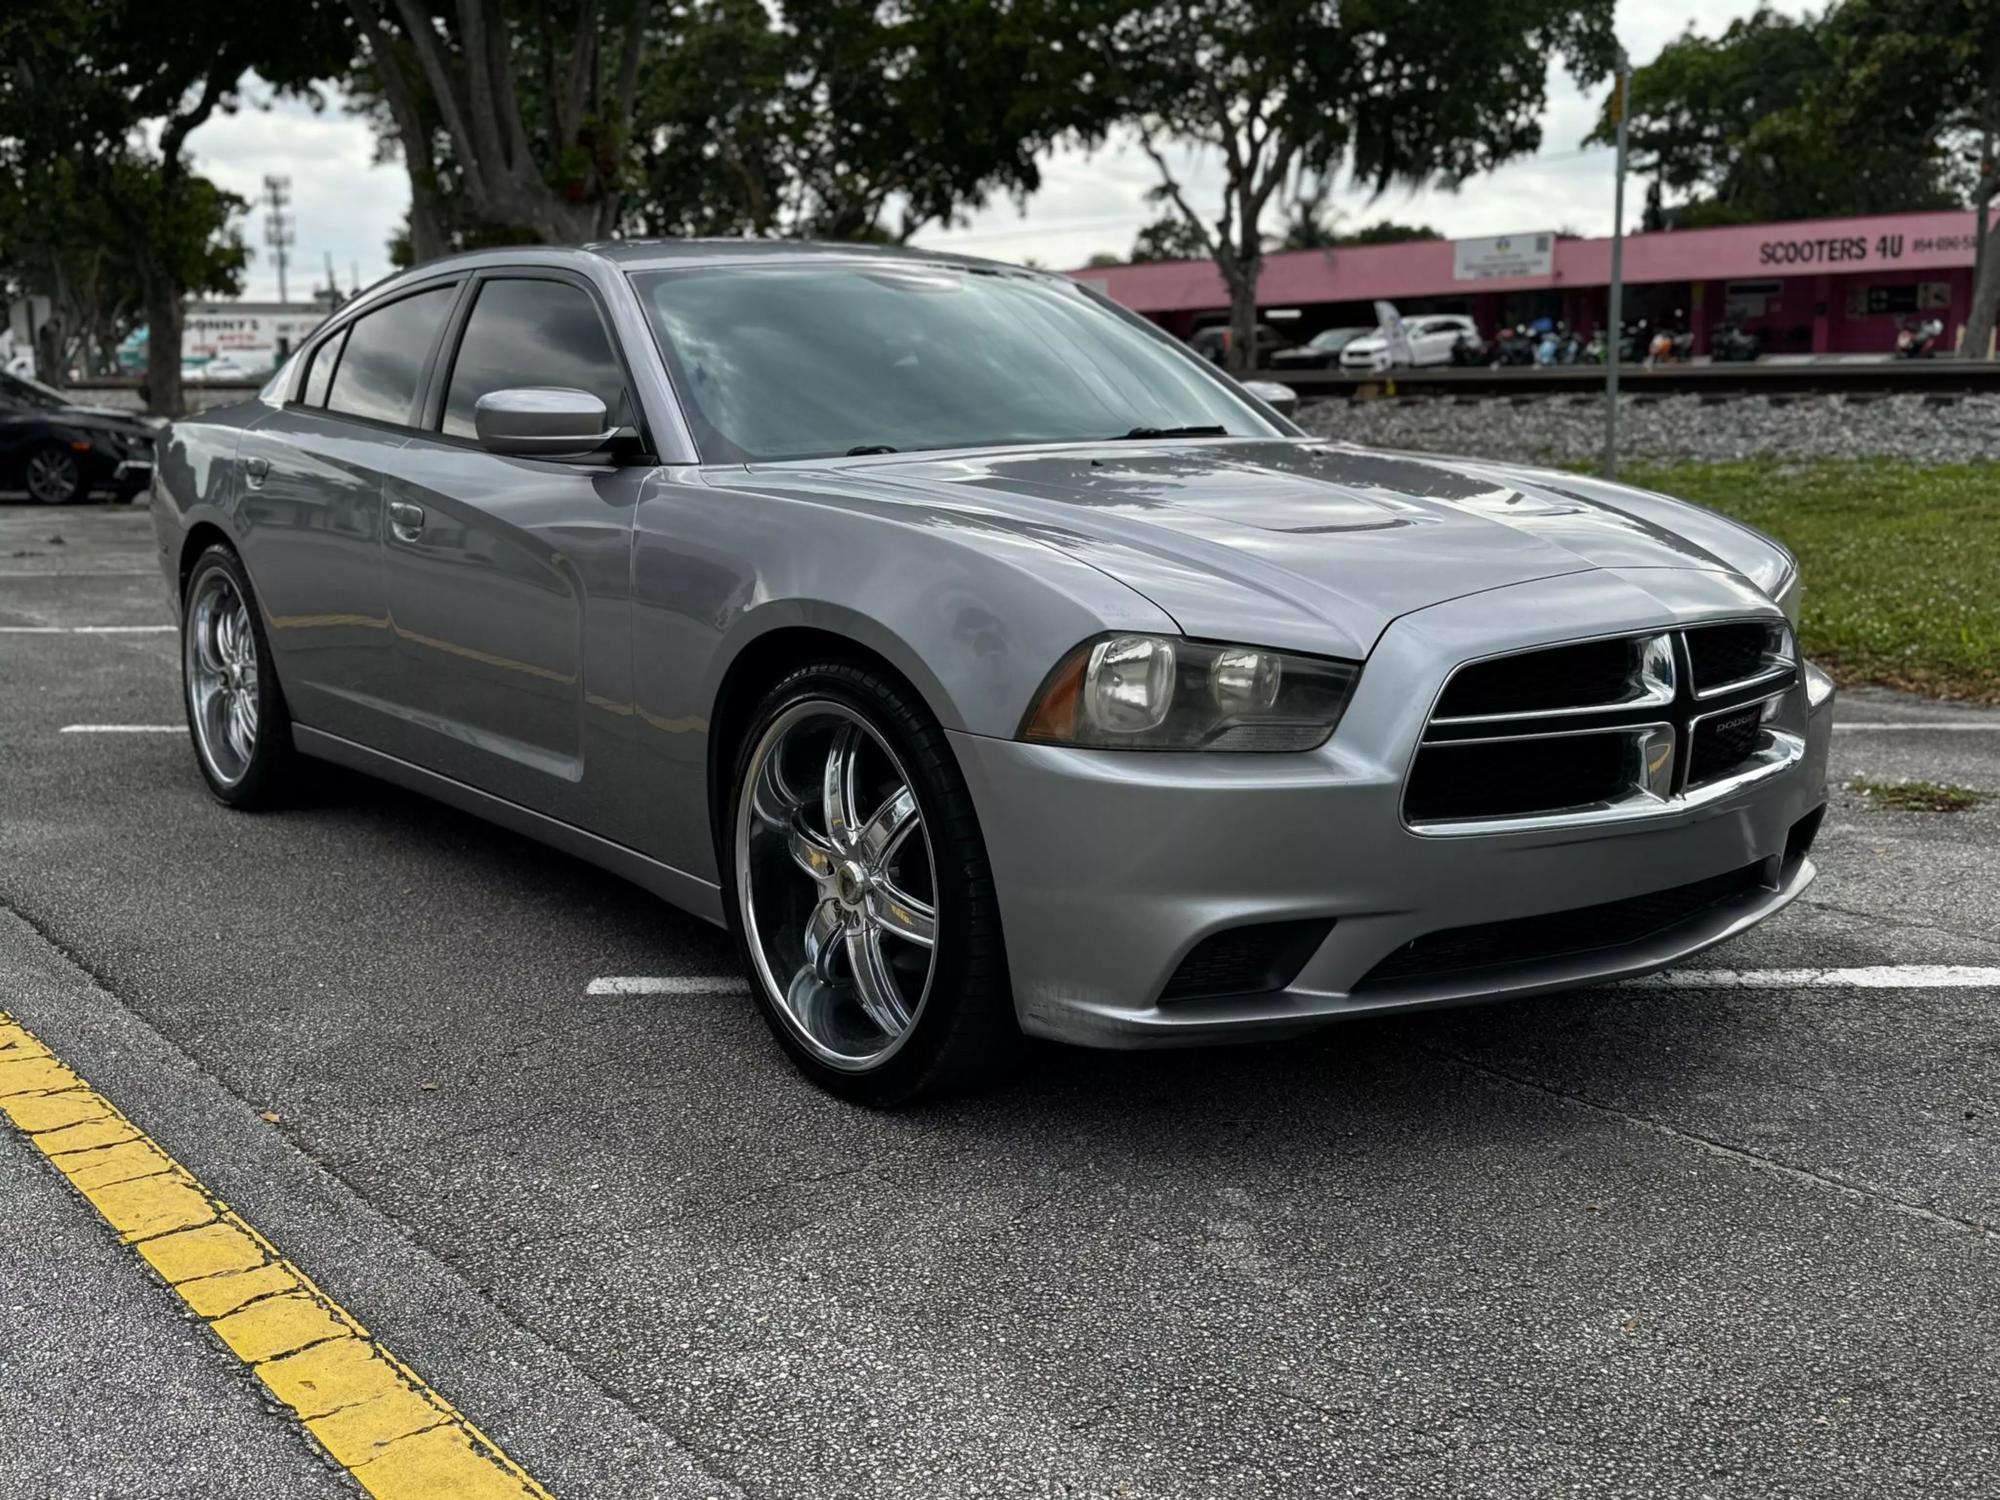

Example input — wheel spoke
[857,783,918,866]
[789,813,837,884]
[226,694,253,764]
[803,898,845,983]
[821,724,861,849]
[845,927,912,1035]
[867,883,935,949]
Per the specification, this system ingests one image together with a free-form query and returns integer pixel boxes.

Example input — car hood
[754,438,1774,661]
[43,403,156,437]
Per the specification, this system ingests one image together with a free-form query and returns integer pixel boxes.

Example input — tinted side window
[442,278,629,439]
[325,285,456,426]
[299,329,344,407]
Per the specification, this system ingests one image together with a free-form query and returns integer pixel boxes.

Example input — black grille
[1405,732,1634,823]
[1356,862,1767,989]
[1436,637,1639,719]
[1686,622,1777,694]
[1159,919,1332,1003]
[1687,703,1765,786]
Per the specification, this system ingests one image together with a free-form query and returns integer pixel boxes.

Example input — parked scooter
[1489,325,1536,367]
[1647,312,1694,365]
[1449,328,1490,366]
[1895,317,1944,359]
[1710,320,1763,363]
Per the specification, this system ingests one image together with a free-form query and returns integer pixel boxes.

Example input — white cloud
[184,87,406,304]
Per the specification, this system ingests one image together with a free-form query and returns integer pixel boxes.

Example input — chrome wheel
[736,700,939,1071]
[185,569,260,787]
[25,447,81,503]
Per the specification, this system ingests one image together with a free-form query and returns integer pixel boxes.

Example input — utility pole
[1603,49,1631,482]
[262,175,295,305]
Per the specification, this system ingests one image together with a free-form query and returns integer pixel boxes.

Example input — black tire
[723,660,1021,1106]
[180,544,300,809]
[24,442,83,504]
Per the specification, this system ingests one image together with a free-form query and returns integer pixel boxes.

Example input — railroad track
[1265,360,2000,401]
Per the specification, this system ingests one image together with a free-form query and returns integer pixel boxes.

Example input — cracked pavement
[1,502,1996,1498]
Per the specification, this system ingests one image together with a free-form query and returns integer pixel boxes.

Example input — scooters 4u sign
[1757,228,1978,267]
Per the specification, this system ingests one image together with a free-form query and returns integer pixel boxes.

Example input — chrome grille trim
[1406,619,1805,837]
[1430,632,1677,726]
[1688,620,1799,701]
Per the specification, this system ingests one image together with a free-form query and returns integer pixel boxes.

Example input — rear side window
[299,329,344,407]
[441,278,630,439]
[325,285,457,426]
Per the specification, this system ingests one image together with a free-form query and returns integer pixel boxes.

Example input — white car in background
[1340,314,1478,372]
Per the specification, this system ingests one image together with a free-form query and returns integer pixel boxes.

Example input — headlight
[1021,633,1360,751]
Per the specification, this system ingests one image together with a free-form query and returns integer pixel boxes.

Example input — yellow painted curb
[0,1013,555,1499]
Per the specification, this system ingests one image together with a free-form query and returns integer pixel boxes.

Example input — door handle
[388,501,426,541]
[242,456,270,490]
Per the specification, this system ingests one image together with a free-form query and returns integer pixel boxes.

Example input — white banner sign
[1452,232,1556,282]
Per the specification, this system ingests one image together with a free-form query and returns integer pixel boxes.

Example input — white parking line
[58,724,181,734]
[592,966,2000,998]
[1835,723,2000,732]
[586,975,751,996]
[1625,966,2000,989]
[0,625,172,634]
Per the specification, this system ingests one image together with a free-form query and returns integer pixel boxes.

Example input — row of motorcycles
[1451,313,1947,367]
[1451,315,1766,368]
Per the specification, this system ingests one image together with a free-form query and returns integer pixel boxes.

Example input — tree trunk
[33,315,66,387]
[1225,254,1261,375]
[1964,189,1998,361]
[144,272,185,419]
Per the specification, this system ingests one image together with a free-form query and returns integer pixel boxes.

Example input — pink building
[1069,209,1981,357]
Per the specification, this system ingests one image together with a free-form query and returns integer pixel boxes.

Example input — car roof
[332,238,1058,324]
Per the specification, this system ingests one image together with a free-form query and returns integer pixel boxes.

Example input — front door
[380,271,645,838]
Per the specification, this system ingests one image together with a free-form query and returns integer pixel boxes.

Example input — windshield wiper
[1117,424,1228,440]
[845,443,899,456]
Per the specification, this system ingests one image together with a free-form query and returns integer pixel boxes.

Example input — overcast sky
[188,0,1814,303]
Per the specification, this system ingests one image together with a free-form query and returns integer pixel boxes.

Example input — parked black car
[0,370,158,503]
[1188,321,1292,368]
[1267,326,1375,371]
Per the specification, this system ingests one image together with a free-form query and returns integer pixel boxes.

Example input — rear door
[379,268,648,838]
[235,279,460,749]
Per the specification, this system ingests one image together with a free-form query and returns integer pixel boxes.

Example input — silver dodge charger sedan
[152,241,1834,1104]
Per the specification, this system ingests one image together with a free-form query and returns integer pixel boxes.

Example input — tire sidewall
[182,545,291,808]
[723,664,1000,1105]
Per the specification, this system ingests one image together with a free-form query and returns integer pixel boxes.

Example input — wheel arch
[704,618,951,877]
[178,521,236,599]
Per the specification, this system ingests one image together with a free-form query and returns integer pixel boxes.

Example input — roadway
[2,501,1995,1498]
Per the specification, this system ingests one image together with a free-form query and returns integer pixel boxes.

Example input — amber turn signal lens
[1022,653,1085,742]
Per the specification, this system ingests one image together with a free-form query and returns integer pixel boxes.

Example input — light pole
[1603,49,1631,481]
[263,176,294,305]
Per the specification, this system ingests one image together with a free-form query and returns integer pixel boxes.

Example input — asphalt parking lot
[2,500,1996,1499]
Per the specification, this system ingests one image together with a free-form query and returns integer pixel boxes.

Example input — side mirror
[473,387,615,458]
[1241,379,1298,418]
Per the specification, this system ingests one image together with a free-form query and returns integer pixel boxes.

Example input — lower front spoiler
[1044,851,1817,1049]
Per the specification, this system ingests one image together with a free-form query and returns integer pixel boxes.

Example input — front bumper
[952,570,1835,1049]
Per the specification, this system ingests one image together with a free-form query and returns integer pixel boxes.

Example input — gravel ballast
[1298,391,2000,466]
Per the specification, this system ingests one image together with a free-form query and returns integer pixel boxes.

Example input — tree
[626,0,1111,243]
[345,0,654,257]
[0,0,347,414]
[1100,0,1616,372]
[1584,5,1958,228]
[1128,213,1208,262]
[1822,0,2000,357]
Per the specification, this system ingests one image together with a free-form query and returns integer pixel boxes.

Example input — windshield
[631,263,1285,463]
[0,370,68,410]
